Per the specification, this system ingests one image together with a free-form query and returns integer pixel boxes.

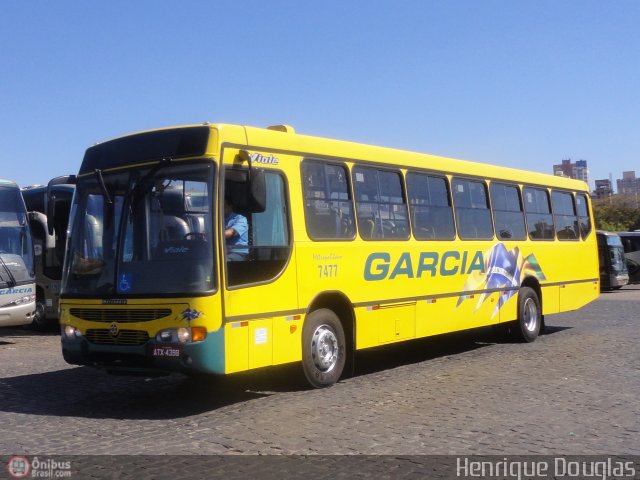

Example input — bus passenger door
[221,165,299,373]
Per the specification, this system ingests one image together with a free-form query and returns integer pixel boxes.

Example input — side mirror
[28,211,56,250]
[249,169,266,212]
[46,175,76,235]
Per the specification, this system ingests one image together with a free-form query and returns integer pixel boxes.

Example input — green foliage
[592,197,640,231]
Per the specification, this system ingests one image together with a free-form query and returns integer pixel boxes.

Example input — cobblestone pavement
[1,287,639,458]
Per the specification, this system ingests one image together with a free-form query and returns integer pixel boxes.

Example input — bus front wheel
[513,287,542,343]
[30,298,48,330]
[301,309,346,388]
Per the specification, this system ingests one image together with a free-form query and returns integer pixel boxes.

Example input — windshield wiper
[0,254,16,287]
[126,157,172,214]
[94,169,113,205]
[93,168,116,229]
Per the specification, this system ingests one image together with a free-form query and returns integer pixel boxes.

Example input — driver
[224,196,248,261]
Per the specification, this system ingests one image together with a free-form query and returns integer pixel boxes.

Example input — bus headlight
[176,328,190,343]
[158,330,173,342]
[61,325,82,340]
[156,328,191,343]
[155,327,207,343]
[1,294,36,308]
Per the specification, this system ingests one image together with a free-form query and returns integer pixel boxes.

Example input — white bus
[0,179,36,327]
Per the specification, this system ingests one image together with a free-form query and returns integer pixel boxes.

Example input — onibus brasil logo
[7,456,72,478]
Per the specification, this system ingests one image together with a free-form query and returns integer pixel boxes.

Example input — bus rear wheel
[513,287,541,343]
[301,308,346,388]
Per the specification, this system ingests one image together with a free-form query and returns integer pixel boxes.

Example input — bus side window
[452,178,494,240]
[353,167,409,240]
[406,172,455,240]
[227,172,291,287]
[551,191,579,241]
[489,183,526,240]
[523,187,555,240]
[575,193,592,239]
[302,160,355,240]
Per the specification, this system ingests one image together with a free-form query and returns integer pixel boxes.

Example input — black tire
[512,286,541,343]
[30,299,48,330]
[301,309,346,388]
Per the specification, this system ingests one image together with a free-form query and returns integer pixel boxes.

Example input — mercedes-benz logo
[109,322,119,337]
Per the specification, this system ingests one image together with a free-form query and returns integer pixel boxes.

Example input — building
[594,179,613,199]
[573,160,589,183]
[616,171,640,195]
[553,159,589,184]
[553,159,572,178]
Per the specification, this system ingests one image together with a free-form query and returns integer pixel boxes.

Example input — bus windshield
[608,244,627,274]
[606,235,623,247]
[62,162,215,296]
[604,235,627,274]
[0,185,35,286]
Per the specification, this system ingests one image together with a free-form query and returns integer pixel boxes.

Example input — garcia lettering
[364,251,485,281]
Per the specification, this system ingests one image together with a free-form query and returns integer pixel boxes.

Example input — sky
[1,0,639,191]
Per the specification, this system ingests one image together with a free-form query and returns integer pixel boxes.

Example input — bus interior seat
[159,217,189,241]
[185,213,205,236]
[156,190,190,241]
[307,206,340,238]
[84,214,103,253]
[358,216,376,239]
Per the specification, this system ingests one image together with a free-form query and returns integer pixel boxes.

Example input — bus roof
[243,124,590,191]
[21,184,76,193]
[0,179,18,187]
[83,123,590,192]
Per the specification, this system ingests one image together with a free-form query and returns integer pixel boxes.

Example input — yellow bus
[59,123,599,387]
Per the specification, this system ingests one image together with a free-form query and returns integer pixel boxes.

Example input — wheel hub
[311,325,338,372]
[523,297,538,332]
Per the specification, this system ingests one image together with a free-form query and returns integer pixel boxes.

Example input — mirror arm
[238,150,253,180]
[46,174,77,236]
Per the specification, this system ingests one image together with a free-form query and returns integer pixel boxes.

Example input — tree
[592,197,640,231]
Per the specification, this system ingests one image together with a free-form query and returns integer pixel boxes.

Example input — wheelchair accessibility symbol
[118,273,133,293]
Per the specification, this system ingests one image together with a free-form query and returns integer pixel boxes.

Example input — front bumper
[0,301,35,327]
[61,329,225,375]
[609,274,629,287]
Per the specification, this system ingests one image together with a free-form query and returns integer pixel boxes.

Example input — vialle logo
[249,153,279,165]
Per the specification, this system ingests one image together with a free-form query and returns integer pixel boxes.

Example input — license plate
[149,345,182,358]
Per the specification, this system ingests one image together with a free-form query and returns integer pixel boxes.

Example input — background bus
[596,231,629,290]
[59,123,599,387]
[618,231,640,284]
[0,179,36,327]
[22,183,75,328]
